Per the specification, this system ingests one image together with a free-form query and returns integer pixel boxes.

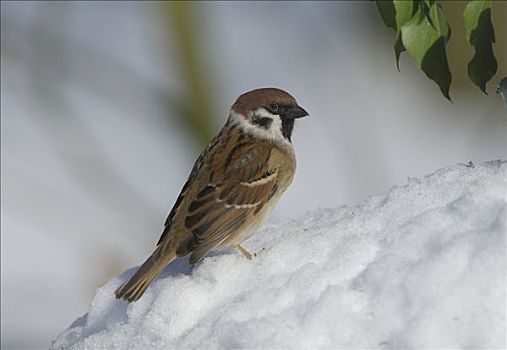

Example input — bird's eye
[269,102,279,112]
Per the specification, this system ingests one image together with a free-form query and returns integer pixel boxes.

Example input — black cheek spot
[252,117,273,129]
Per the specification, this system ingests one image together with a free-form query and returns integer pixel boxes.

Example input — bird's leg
[235,244,253,260]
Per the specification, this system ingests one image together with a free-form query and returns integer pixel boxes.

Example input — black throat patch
[281,118,294,142]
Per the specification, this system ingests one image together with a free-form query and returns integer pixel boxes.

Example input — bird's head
[230,88,309,144]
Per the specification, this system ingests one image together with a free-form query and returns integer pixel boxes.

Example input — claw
[235,244,253,260]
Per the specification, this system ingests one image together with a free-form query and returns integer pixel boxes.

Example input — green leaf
[376,1,415,71]
[464,0,489,41]
[401,7,452,100]
[375,1,397,30]
[464,0,497,94]
[394,34,406,71]
[421,39,452,100]
[429,3,449,38]
[376,1,416,32]
[393,0,415,31]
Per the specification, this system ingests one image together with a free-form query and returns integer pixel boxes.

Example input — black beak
[284,105,309,119]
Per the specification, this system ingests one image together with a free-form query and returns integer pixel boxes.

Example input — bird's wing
[156,179,190,246]
[184,143,279,265]
[156,124,235,247]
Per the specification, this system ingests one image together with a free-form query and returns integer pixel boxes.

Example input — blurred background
[1,1,505,349]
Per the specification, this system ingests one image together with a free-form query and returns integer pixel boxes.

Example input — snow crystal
[52,160,506,349]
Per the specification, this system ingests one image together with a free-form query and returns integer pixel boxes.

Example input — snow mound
[52,161,506,349]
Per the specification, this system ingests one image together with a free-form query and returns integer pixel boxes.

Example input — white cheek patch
[229,109,289,147]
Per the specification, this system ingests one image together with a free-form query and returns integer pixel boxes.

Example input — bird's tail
[114,245,176,303]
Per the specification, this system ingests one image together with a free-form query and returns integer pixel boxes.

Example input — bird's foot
[235,244,253,260]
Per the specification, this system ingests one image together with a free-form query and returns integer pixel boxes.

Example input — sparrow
[115,88,309,302]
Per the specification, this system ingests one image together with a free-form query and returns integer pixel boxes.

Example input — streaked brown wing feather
[155,125,282,265]
[157,179,190,246]
[155,123,239,247]
[184,143,278,265]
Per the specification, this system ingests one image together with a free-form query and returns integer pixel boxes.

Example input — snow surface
[52,161,506,349]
